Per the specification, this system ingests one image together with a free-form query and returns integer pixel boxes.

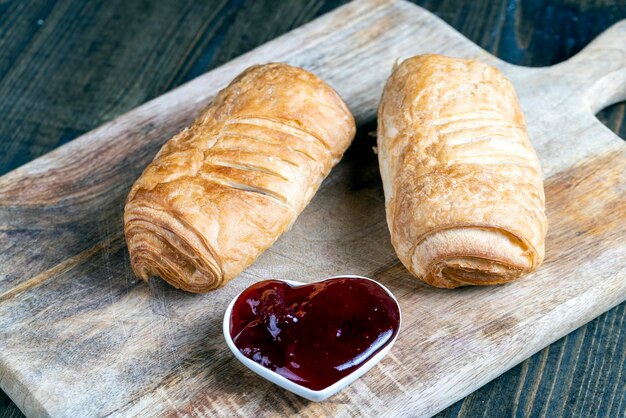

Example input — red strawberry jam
[229,277,400,390]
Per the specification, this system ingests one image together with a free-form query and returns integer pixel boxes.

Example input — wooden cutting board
[1,0,625,416]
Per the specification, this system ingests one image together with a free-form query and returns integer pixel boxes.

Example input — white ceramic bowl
[223,275,401,402]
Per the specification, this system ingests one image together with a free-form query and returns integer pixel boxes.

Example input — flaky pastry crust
[124,63,355,292]
[377,54,547,288]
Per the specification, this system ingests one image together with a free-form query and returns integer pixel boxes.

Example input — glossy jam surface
[230,278,400,391]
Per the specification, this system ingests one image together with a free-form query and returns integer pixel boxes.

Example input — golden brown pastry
[377,54,547,288]
[124,63,355,293]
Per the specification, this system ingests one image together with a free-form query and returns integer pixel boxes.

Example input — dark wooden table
[1,0,624,416]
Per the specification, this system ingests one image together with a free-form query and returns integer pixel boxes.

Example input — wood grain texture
[0,391,22,418]
[0,0,623,418]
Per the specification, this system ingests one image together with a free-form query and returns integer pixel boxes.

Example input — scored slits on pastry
[201,116,335,210]
[222,122,323,163]
[232,117,334,153]
[435,112,539,168]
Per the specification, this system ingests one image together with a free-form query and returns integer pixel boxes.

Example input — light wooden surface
[0,0,624,416]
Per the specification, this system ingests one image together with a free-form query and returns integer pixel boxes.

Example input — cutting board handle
[557,19,626,114]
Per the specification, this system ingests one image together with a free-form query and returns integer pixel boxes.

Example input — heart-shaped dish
[223,275,401,402]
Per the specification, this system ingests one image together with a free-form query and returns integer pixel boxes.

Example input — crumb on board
[392,57,401,71]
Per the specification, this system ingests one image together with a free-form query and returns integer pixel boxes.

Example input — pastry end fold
[124,201,225,293]
[407,227,543,288]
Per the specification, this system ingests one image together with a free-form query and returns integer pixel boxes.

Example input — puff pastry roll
[377,54,547,288]
[124,63,355,292]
